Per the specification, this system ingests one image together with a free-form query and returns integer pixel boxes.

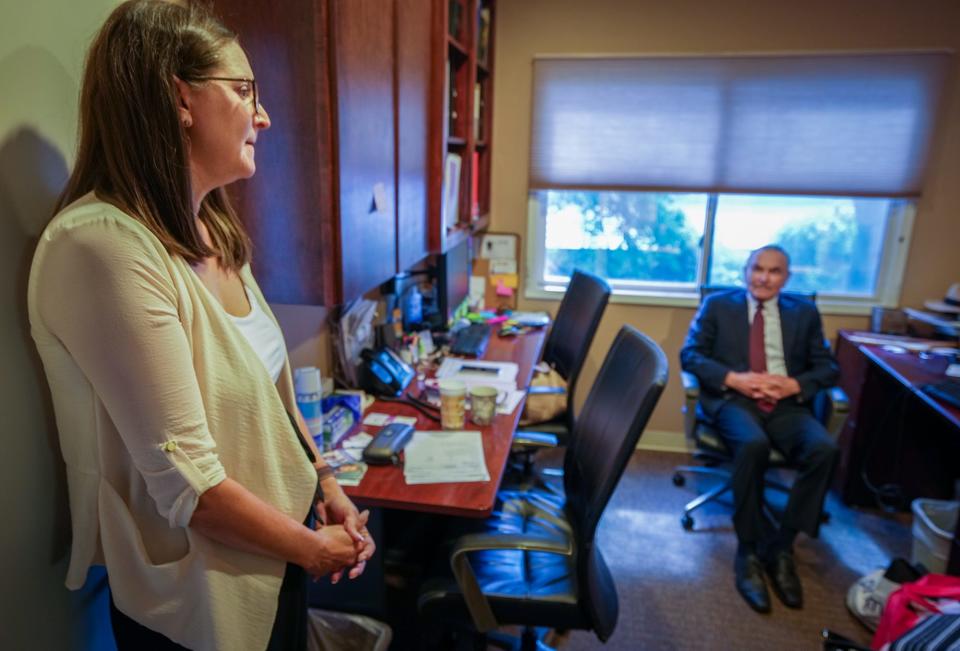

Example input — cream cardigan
[28,194,316,650]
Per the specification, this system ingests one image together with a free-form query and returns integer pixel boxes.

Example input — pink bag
[872,574,960,649]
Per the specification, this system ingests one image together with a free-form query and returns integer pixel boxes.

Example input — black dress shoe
[766,550,803,608]
[734,553,771,613]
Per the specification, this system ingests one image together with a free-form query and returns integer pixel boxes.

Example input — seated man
[679,245,839,613]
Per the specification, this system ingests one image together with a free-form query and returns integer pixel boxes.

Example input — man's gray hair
[746,244,791,269]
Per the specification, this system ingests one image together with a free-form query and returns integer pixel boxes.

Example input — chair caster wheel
[681,514,694,530]
[672,473,685,487]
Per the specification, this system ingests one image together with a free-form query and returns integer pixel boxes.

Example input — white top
[747,293,788,376]
[229,287,286,383]
[27,195,315,651]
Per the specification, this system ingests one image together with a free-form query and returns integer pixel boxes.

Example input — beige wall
[2,1,123,647]
[491,0,960,448]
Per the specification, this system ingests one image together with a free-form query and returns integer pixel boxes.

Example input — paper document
[363,412,391,426]
[479,234,517,260]
[340,432,373,459]
[403,430,490,484]
[496,389,526,415]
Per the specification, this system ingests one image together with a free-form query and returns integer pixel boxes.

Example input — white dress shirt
[747,293,788,376]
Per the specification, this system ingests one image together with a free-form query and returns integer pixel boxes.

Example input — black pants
[712,396,840,546]
[109,561,308,651]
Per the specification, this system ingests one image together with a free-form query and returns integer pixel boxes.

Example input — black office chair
[511,269,611,469]
[673,287,848,530]
[418,326,669,650]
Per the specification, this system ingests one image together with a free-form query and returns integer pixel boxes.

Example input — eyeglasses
[191,76,261,116]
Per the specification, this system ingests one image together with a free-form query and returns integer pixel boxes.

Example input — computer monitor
[436,238,471,327]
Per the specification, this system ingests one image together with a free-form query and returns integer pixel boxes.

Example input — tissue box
[319,394,362,450]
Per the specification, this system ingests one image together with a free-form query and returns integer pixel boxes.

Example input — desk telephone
[359,347,415,397]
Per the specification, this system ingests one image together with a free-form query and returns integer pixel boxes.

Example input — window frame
[524,191,915,316]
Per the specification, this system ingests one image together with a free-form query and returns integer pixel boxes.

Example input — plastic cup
[438,379,466,430]
[470,386,498,426]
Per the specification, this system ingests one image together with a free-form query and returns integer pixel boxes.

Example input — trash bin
[306,609,391,651]
[911,498,959,574]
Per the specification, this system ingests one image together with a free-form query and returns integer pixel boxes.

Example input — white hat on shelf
[924,283,960,315]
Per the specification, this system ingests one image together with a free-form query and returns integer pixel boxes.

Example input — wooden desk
[342,329,546,519]
[834,330,960,573]
[835,330,960,507]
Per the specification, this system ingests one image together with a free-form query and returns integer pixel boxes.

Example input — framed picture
[442,152,462,230]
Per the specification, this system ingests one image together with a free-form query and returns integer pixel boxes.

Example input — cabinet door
[215,0,337,305]
[331,0,397,301]
[396,0,436,269]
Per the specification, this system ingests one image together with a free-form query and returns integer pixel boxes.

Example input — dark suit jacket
[679,289,839,419]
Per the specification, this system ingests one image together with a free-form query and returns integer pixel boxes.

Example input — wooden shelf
[430,0,496,254]
[447,35,468,59]
[445,224,472,251]
[470,213,491,233]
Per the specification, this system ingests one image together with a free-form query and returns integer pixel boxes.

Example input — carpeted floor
[535,448,912,651]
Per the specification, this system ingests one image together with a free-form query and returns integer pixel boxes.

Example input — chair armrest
[449,531,573,633]
[828,386,849,413]
[511,431,558,449]
[681,371,700,399]
[526,385,567,396]
[681,372,701,441]
[821,386,850,438]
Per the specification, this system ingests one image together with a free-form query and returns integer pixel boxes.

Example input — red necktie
[749,301,775,412]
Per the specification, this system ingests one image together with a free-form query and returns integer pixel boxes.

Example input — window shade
[529,52,952,197]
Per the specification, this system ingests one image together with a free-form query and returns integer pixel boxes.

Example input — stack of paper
[340,432,373,460]
[403,430,490,485]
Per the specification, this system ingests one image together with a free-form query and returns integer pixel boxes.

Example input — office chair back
[542,269,611,427]
[562,325,669,640]
[417,326,667,646]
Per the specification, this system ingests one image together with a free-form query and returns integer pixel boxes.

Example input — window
[530,190,912,311]
[526,52,949,313]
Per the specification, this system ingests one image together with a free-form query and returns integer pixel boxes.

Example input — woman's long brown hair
[57,0,251,270]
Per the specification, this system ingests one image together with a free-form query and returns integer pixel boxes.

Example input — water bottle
[294,367,325,450]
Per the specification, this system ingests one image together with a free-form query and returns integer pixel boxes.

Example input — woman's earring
[183,119,192,128]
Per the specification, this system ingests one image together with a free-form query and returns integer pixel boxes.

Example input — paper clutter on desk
[403,430,490,484]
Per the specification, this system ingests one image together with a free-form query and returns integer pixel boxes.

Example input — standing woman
[28,1,375,649]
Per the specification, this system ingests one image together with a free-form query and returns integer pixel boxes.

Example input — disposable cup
[438,379,466,430]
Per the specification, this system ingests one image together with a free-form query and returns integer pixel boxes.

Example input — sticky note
[490,273,518,289]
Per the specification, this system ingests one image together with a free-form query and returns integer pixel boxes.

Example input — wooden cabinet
[212,0,495,305]
[397,0,435,273]
[213,0,396,305]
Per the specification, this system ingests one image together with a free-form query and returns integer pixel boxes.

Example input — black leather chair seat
[418,548,583,629]
[490,487,569,530]
[514,418,569,442]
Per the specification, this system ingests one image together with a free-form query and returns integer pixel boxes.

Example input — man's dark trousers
[713,394,839,544]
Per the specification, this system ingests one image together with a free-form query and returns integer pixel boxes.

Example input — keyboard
[922,380,960,410]
[449,323,492,358]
